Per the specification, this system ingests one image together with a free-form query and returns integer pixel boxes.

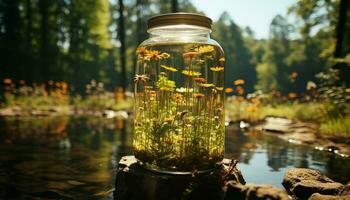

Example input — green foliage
[316,68,350,117]
[212,12,257,92]
[156,75,176,91]
[320,115,350,137]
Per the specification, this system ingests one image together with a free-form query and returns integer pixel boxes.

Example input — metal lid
[147,13,212,30]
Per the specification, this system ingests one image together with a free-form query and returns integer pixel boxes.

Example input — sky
[191,0,297,39]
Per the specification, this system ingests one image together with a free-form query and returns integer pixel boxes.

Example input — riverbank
[248,116,350,157]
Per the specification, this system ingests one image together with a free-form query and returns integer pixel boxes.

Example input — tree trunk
[39,0,49,81]
[171,0,178,13]
[26,0,32,47]
[334,0,348,58]
[118,0,127,89]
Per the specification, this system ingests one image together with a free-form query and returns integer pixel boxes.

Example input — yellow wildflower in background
[219,57,225,62]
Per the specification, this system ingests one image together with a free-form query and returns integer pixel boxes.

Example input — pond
[0,116,349,199]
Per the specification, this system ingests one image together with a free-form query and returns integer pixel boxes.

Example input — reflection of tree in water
[308,150,350,184]
[0,116,135,199]
[0,116,70,146]
[262,133,310,171]
[225,127,256,164]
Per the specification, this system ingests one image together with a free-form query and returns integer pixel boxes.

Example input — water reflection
[0,117,348,199]
[0,116,132,199]
[225,126,350,187]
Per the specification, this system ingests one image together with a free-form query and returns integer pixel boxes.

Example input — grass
[260,102,325,122]
[319,115,350,138]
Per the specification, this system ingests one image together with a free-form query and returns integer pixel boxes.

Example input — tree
[171,0,178,12]
[118,0,127,90]
[213,12,257,92]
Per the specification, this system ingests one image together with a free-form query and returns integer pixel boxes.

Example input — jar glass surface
[133,20,225,173]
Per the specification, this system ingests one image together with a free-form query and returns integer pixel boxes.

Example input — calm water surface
[0,116,349,199]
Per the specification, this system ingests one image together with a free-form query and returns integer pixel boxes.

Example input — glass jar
[133,13,225,174]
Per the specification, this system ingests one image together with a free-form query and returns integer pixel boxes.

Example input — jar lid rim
[147,13,212,30]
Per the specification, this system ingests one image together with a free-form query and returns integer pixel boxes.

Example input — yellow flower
[233,79,245,85]
[173,93,183,102]
[199,83,215,88]
[219,57,225,62]
[176,87,187,93]
[161,65,178,72]
[136,47,149,58]
[215,87,224,91]
[161,53,170,59]
[210,66,224,72]
[182,70,201,77]
[196,45,214,54]
[159,87,171,91]
[164,116,174,123]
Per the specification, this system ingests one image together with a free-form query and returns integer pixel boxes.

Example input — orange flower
[3,78,12,84]
[210,66,224,72]
[288,92,298,99]
[183,51,199,59]
[145,50,162,61]
[234,79,245,85]
[236,86,244,95]
[225,87,234,93]
[19,80,26,85]
[136,47,149,58]
[193,93,205,99]
[193,77,207,83]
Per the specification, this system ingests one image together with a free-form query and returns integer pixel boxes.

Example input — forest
[1,0,348,93]
[0,0,349,137]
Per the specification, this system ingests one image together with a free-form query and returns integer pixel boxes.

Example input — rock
[338,183,350,196]
[283,168,345,199]
[309,193,349,200]
[224,182,289,200]
[0,106,21,117]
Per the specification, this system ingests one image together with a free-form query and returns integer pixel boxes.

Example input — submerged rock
[283,168,348,200]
